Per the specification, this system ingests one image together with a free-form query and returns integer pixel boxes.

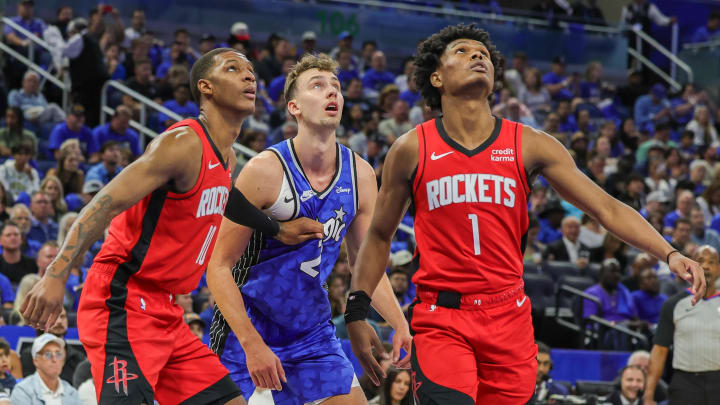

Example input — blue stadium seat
[557,275,595,309]
[574,380,615,396]
[523,262,540,274]
[523,272,554,310]
[543,261,580,281]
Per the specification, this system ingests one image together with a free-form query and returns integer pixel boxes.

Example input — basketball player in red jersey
[19,48,322,404]
[343,25,706,405]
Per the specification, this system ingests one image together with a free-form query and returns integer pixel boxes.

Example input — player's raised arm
[21,127,202,330]
[345,129,418,385]
[344,153,412,370]
[523,126,706,304]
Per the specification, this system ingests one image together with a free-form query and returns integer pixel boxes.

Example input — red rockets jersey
[411,117,529,295]
[93,119,232,294]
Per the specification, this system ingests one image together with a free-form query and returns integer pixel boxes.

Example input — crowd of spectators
[0,0,718,402]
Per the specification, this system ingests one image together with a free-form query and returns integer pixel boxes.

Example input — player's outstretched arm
[345,154,412,369]
[21,127,202,330]
[345,129,417,385]
[523,126,706,304]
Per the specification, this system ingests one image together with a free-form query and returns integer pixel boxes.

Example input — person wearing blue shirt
[362,50,396,99]
[0,272,13,308]
[690,207,720,253]
[48,104,97,160]
[631,268,667,324]
[664,190,693,231]
[336,49,359,88]
[634,84,672,131]
[691,11,720,43]
[537,201,566,244]
[85,141,122,186]
[92,105,142,157]
[542,56,574,101]
[158,84,199,128]
[400,88,421,108]
[266,58,295,102]
[26,191,58,245]
[4,1,46,47]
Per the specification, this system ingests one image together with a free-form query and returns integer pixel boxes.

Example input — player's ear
[197,78,213,100]
[430,70,442,89]
[287,98,300,118]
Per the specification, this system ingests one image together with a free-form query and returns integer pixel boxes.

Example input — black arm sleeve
[653,292,686,347]
[224,187,280,237]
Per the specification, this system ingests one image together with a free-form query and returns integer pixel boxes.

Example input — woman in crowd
[46,139,85,195]
[40,175,67,219]
[369,368,413,405]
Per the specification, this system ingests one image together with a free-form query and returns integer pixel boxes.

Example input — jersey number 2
[196,225,217,265]
[468,214,481,255]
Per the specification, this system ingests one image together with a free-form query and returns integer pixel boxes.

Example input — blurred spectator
[664,190,694,231]
[686,105,718,147]
[156,41,191,80]
[531,341,568,403]
[104,43,125,80]
[644,245,720,405]
[544,215,590,269]
[299,31,317,57]
[92,107,141,157]
[690,207,720,252]
[622,252,653,291]
[85,141,122,186]
[591,233,628,270]
[198,33,217,56]
[3,0,47,89]
[63,17,108,128]
[631,268,667,325]
[0,107,37,158]
[671,84,714,128]
[542,56,572,101]
[620,173,645,211]
[670,218,692,254]
[698,179,720,224]
[125,59,159,102]
[579,214,606,249]
[349,114,378,156]
[690,10,720,43]
[10,273,39,325]
[21,308,85,385]
[329,31,357,66]
[157,64,190,102]
[363,51,396,100]
[57,212,78,246]
[327,272,347,319]
[183,312,206,343]
[0,271,12,309]
[636,123,674,167]
[378,85,400,119]
[267,58,296,103]
[158,84,199,128]
[0,184,9,225]
[519,67,551,115]
[639,190,669,220]
[8,71,65,126]
[368,368,412,405]
[625,350,668,403]
[0,338,16,393]
[27,191,58,245]
[43,6,74,69]
[123,37,151,82]
[621,0,676,75]
[573,0,606,25]
[163,28,197,66]
[634,84,671,131]
[47,140,85,195]
[605,365,644,405]
[569,131,589,168]
[504,51,528,96]
[9,203,41,259]
[580,61,606,102]
[524,217,545,264]
[0,222,37,284]
[388,266,412,314]
[584,258,638,327]
[344,78,372,115]
[11,333,80,404]
[256,36,292,85]
[123,9,146,48]
[358,344,392,400]
[394,58,414,94]
[226,21,252,57]
[48,104,96,161]
[358,40,377,74]
[35,241,59,278]
[532,0,571,21]
[175,293,193,314]
[399,70,421,109]
[496,98,537,128]
[0,144,39,200]
[378,100,411,145]
[537,199,565,244]
[337,49,359,88]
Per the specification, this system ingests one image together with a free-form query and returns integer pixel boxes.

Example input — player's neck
[294,126,336,175]
[439,97,494,149]
[198,107,245,159]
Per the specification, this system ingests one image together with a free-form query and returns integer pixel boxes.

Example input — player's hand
[668,253,706,305]
[347,320,387,386]
[275,217,323,245]
[244,338,286,391]
[391,325,412,369]
[19,275,66,331]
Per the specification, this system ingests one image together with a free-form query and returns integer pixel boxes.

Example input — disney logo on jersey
[196,186,229,218]
[323,206,347,243]
[491,148,515,162]
[335,186,350,194]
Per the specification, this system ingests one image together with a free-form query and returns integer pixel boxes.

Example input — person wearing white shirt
[10,333,80,405]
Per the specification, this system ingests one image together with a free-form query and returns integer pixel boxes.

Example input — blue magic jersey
[211,139,359,351]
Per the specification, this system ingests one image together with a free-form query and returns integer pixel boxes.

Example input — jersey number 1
[468,214,481,255]
[196,225,217,265]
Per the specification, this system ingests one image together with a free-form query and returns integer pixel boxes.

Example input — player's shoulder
[145,125,202,158]
[237,150,284,185]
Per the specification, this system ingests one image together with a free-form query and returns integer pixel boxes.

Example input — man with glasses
[27,191,58,245]
[10,333,81,404]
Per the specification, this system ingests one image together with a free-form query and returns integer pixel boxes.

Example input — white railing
[100,80,258,158]
[321,0,620,35]
[2,16,53,63]
[682,38,720,51]
[630,25,693,85]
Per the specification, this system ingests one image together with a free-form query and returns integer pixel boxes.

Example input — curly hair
[414,24,504,111]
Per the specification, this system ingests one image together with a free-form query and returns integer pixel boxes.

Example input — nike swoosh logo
[208,161,222,170]
[284,196,293,203]
[430,151,454,160]
[516,296,527,307]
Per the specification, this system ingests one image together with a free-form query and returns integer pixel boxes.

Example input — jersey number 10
[468,214,481,255]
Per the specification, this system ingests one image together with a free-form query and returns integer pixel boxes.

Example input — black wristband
[666,250,680,264]
[344,290,372,324]
[224,187,280,236]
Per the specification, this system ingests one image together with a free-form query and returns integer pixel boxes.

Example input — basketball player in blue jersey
[207,53,412,405]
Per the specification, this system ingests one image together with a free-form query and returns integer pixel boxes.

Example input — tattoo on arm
[48,194,114,279]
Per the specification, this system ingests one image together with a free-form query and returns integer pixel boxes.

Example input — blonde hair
[283,53,339,103]
[40,175,67,214]
[12,274,40,326]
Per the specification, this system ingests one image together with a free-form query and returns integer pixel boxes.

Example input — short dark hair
[11,143,33,155]
[536,341,551,355]
[0,337,9,356]
[189,47,242,103]
[414,24,504,111]
[675,218,691,229]
[134,58,152,69]
[174,28,189,38]
[1,221,19,235]
[361,40,377,49]
[100,140,119,154]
